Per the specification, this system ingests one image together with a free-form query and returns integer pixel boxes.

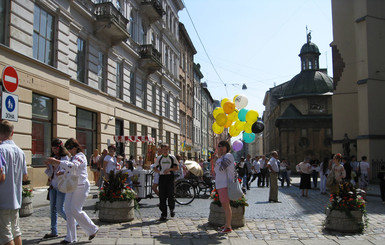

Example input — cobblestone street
[20,178,385,244]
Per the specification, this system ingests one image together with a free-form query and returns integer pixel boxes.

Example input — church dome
[281,70,333,99]
[300,42,320,55]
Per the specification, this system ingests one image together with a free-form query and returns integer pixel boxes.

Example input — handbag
[58,165,79,193]
[226,170,243,201]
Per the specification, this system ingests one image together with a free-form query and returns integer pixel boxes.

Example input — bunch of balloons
[212,94,265,151]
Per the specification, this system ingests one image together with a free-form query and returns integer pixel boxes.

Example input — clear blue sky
[179,0,333,116]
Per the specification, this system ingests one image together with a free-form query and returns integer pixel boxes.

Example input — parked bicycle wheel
[175,181,195,205]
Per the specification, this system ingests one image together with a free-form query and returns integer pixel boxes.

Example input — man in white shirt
[258,156,267,187]
[249,156,260,187]
[267,151,280,203]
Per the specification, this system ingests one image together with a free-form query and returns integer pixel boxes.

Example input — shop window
[31,93,52,166]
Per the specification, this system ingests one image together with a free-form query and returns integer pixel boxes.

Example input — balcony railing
[94,2,129,45]
[139,44,162,73]
[141,0,165,23]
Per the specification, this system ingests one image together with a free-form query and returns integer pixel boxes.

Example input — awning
[114,136,156,143]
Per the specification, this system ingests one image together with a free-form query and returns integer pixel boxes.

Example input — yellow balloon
[213,107,224,119]
[227,110,238,121]
[245,110,259,123]
[233,94,240,102]
[235,120,246,131]
[223,101,235,114]
[221,98,230,108]
[224,119,233,128]
[244,122,253,133]
[229,125,239,137]
[216,113,228,126]
[212,122,224,134]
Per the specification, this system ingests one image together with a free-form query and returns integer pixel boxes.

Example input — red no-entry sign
[2,66,19,93]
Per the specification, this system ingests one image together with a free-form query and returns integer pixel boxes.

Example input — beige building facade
[178,22,195,159]
[331,0,385,175]
[0,0,184,187]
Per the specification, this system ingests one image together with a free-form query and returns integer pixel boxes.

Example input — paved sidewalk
[20,177,385,245]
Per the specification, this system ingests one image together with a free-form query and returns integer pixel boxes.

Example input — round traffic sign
[2,66,19,93]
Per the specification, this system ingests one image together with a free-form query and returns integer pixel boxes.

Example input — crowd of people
[0,118,381,243]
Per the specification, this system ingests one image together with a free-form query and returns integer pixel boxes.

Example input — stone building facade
[0,0,184,186]
[331,0,385,176]
[263,33,333,165]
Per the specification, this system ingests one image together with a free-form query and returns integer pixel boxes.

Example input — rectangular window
[151,128,157,141]
[174,97,177,121]
[116,62,123,99]
[0,0,9,45]
[166,131,171,148]
[129,122,137,157]
[76,108,97,160]
[174,133,178,155]
[76,38,86,83]
[32,94,52,166]
[130,72,136,105]
[152,84,156,113]
[115,119,124,156]
[33,4,54,66]
[165,93,170,118]
[97,51,106,92]
[141,125,148,158]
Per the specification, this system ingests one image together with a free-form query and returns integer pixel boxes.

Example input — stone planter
[325,208,364,232]
[208,202,245,228]
[19,197,33,217]
[98,200,135,222]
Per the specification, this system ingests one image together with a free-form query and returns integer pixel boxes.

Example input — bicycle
[174,178,196,205]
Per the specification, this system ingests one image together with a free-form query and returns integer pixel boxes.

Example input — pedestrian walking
[377,166,385,204]
[245,154,253,190]
[153,143,179,221]
[103,145,118,178]
[46,138,98,244]
[97,149,107,189]
[248,156,260,187]
[319,157,329,194]
[267,151,280,203]
[279,158,290,187]
[258,155,267,187]
[296,157,312,197]
[236,157,248,193]
[358,156,370,199]
[311,159,320,188]
[89,149,100,186]
[330,153,346,194]
[0,120,28,245]
[43,139,70,239]
[212,140,235,233]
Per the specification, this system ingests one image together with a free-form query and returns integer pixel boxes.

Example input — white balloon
[234,95,248,109]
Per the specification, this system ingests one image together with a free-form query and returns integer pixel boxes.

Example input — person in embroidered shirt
[153,143,179,221]
[46,138,98,244]
[212,140,235,233]
[267,151,280,203]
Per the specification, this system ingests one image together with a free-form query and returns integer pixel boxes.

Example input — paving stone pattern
[20,178,385,244]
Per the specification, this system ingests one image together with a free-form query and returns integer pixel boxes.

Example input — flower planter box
[19,197,33,217]
[325,208,364,232]
[98,200,135,223]
[208,202,245,228]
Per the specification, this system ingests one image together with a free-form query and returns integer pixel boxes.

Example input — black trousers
[158,174,175,217]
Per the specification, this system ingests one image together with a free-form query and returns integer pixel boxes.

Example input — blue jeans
[49,187,67,235]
